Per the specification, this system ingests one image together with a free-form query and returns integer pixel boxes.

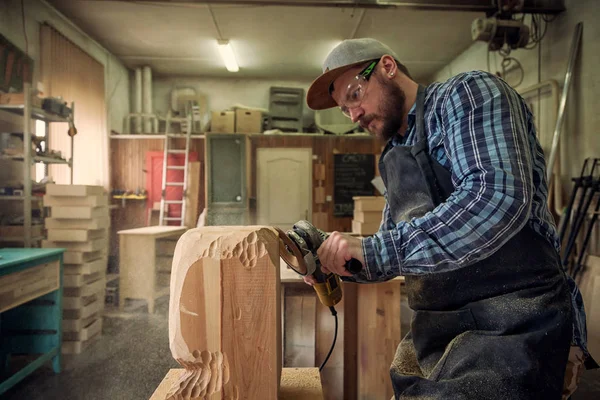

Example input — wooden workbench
[117,226,187,313]
[0,248,64,396]
[150,367,324,400]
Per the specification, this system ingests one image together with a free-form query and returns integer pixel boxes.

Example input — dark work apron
[380,86,572,399]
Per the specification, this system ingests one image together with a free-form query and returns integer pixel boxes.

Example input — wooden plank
[352,196,385,212]
[51,206,109,219]
[314,187,326,204]
[63,277,106,298]
[63,314,98,333]
[342,282,358,400]
[357,281,401,400]
[185,161,201,228]
[46,217,109,230]
[43,238,107,252]
[353,210,382,223]
[44,194,108,207]
[62,329,101,354]
[62,317,102,342]
[150,368,323,400]
[64,257,106,277]
[117,226,187,237]
[47,228,107,243]
[284,286,316,367]
[169,226,281,399]
[351,220,380,235]
[63,290,103,310]
[63,250,103,265]
[63,270,103,288]
[47,184,104,197]
[0,260,60,313]
[314,163,326,181]
[312,212,328,232]
[63,297,104,320]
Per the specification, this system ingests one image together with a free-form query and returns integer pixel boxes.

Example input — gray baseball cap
[306,38,400,110]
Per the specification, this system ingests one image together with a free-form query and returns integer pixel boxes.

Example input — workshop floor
[3,294,600,400]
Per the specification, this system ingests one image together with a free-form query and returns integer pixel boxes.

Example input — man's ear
[379,55,397,79]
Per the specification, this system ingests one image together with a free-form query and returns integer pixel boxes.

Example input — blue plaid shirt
[355,71,589,357]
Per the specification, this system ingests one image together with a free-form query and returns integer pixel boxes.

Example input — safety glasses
[338,60,378,118]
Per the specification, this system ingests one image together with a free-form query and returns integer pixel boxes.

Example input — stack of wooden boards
[42,184,109,354]
[351,196,385,235]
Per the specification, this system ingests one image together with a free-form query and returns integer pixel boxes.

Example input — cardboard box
[235,109,263,133]
[210,111,235,133]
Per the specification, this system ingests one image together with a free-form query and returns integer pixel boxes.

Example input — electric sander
[276,220,362,307]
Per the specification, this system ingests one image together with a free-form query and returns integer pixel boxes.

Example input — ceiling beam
[112,0,565,14]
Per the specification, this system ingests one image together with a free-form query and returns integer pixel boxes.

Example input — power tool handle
[345,258,363,275]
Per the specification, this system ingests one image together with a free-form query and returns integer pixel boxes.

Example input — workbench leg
[52,352,61,373]
[148,299,155,314]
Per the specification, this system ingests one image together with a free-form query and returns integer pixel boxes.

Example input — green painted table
[0,248,64,396]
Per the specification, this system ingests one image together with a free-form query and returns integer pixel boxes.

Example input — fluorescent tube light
[217,40,239,72]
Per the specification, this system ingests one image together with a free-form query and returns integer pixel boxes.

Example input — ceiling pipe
[117,0,565,14]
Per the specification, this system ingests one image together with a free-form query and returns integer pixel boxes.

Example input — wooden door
[257,148,312,230]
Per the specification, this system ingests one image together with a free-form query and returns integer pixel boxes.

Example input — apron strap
[411,85,445,206]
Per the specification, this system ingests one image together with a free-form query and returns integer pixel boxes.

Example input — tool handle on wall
[345,258,363,275]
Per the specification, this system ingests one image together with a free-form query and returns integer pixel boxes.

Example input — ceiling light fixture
[217,40,239,72]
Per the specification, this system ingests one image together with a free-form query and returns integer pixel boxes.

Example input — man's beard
[364,74,406,141]
[380,82,406,141]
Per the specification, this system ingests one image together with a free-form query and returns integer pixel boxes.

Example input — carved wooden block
[168,226,282,399]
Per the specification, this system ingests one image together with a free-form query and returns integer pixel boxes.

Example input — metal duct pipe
[134,67,142,134]
[142,66,153,133]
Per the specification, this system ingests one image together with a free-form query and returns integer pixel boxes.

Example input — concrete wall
[429,0,599,192]
[148,76,314,132]
[0,0,130,187]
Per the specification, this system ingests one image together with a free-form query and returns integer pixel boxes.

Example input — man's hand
[303,232,365,286]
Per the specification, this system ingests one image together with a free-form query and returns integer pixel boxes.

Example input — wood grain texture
[169,226,281,399]
[284,286,316,368]
[357,281,402,400]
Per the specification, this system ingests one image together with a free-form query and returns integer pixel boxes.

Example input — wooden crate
[47,228,107,243]
[46,184,104,197]
[0,260,60,313]
[46,217,109,230]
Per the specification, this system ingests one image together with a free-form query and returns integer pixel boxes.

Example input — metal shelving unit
[0,83,75,247]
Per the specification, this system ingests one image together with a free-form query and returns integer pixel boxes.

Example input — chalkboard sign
[334,153,375,217]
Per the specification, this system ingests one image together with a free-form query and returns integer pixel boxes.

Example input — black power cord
[319,306,338,372]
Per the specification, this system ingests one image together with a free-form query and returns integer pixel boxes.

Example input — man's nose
[349,107,364,123]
